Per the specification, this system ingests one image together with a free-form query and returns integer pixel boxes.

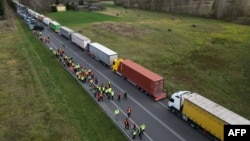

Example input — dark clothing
[124,119,129,129]
[124,92,127,100]
[117,94,121,102]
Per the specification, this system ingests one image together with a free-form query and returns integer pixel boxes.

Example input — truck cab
[168,91,191,112]
[112,58,124,72]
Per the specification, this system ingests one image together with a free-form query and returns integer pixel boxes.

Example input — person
[94,77,98,84]
[99,92,103,102]
[117,93,121,102]
[124,118,129,129]
[132,129,137,140]
[127,107,131,118]
[107,80,111,88]
[107,92,111,101]
[111,90,114,100]
[132,123,136,130]
[114,109,119,120]
[123,91,127,100]
[138,127,142,140]
[140,124,146,135]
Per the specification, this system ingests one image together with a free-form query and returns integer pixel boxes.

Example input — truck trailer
[112,59,167,101]
[42,17,51,26]
[168,91,250,141]
[49,21,60,32]
[88,42,118,67]
[59,26,74,40]
[71,32,91,50]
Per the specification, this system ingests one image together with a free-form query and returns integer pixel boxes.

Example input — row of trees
[114,0,250,25]
[0,0,4,18]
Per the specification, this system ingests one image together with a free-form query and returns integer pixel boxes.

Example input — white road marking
[45,31,186,141]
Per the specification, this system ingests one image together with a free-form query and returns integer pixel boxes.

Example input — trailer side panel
[119,60,164,97]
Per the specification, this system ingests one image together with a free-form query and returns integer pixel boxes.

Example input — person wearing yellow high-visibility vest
[138,127,143,139]
[140,124,146,135]
[114,109,119,120]
[132,129,137,139]
[111,90,114,100]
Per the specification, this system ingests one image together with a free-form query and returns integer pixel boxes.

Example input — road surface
[36,23,212,141]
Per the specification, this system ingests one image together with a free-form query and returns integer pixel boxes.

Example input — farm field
[47,1,250,119]
[0,3,127,141]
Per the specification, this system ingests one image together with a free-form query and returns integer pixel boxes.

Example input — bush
[51,5,57,12]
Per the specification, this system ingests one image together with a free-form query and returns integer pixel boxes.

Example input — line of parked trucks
[14,1,250,141]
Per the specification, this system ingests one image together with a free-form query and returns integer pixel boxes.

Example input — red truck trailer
[112,59,167,101]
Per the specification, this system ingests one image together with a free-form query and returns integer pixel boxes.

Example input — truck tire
[190,122,195,128]
[182,115,188,121]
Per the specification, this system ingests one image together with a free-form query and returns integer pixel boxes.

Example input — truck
[59,26,74,40]
[37,14,44,22]
[168,91,250,141]
[71,32,91,50]
[43,17,52,26]
[49,21,60,32]
[112,58,167,101]
[88,42,118,67]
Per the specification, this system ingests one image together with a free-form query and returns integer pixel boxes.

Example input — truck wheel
[182,115,188,121]
[170,107,175,113]
[190,122,195,128]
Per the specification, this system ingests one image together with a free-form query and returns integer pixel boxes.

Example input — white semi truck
[42,17,52,26]
[59,26,74,40]
[168,91,250,141]
[71,32,91,50]
[88,42,118,67]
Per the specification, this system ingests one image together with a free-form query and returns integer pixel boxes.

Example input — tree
[51,5,57,12]
[65,2,70,10]
[55,0,59,5]
[79,0,84,5]
[0,0,4,17]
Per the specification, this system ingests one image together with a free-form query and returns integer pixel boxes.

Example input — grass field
[47,2,250,120]
[0,4,127,141]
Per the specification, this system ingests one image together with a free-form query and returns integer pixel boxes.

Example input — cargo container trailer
[88,42,118,67]
[71,32,91,50]
[59,26,74,40]
[49,21,60,32]
[112,59,167,101]
[168,91,250,141]
[43,17,52,26]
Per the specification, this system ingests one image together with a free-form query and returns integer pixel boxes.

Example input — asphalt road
[36,23,212,141]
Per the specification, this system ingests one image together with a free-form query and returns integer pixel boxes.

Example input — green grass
[0,14,127,141]
[47,11,118,26]
[46,2,250,120]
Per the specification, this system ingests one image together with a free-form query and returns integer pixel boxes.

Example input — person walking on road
[138,127,143,140]
[124,118,129,129]
[127,107,131,118]
[140,124,146,135]
[111,90,114,100]
[123,91,127,100]
[132,129,137,140]
[114,109,119,120]
[132,123,136,130]
[117,93,121,102]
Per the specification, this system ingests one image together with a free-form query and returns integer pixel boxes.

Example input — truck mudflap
[154,93,167,101]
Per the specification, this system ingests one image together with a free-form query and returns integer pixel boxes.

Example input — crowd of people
[42,35,146,140]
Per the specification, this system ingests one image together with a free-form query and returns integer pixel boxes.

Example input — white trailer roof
[60,26,74,32]
[71,33,90,40]
[184,93,250,125]
[90,43,117,56]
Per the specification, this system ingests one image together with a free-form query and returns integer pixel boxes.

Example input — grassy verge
[0,11,127,141]
[48,2,250,120]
